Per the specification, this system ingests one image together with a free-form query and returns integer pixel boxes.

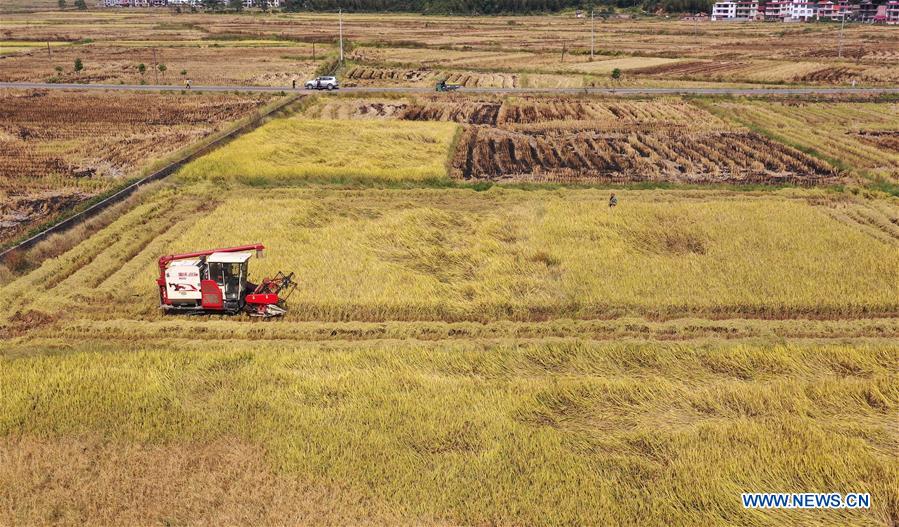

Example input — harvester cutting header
[157,244,295,318]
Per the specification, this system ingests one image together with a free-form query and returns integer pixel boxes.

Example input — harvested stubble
[21,316,899,344]
[1,339,896,526]
[343,65,520,88]
[0,43,325,86]
[308,97,502,124]
[452,126,837,185]
[306,97,841,185]
[0,89,271,243]
[853,130,899,153]
[706,100,899,182]
[624,58,899,85]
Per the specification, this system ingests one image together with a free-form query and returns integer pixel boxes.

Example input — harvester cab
[157,244,296,318]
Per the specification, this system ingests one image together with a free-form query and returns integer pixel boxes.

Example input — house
[712,0,899,21]
[856,0,877,21]
[711,0,760,20]
[760,0,792,19]
[785,0,819,20]
[817,0,854,20]
[885,0,899,23]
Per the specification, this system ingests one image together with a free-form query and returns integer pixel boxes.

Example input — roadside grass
[176,118,459,184]
[1,339,896,526]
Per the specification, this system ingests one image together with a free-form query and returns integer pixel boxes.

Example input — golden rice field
[1,339,896,526]
[177,118,460,184]
[2,186,897,327]
[2,91,899,526]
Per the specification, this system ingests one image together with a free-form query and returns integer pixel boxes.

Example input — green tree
[74,58,83,72]
[58,0,66,9]
[137,63,146,76]
[229,0,243,10]
[158,63,167,77]
[180,69,188,76]
[54,65,63,73]
[74,0,87,9]
[611,68,622,80]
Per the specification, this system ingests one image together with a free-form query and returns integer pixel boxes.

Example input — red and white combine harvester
[157,244,296,318]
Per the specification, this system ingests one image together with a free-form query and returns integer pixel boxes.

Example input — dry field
[0,42,325,86]
[0,89,273,245]
[2,12,898,87]
[4,12,895,62]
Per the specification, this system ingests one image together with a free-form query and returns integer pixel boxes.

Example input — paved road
[3,81,899,96]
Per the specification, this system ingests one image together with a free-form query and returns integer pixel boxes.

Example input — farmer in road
[609,193,618,208]
[292,78,297,90]
[185,79,191,90]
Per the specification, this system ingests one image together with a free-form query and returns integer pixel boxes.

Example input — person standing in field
[609,193,618,208]
[292,78,297,90]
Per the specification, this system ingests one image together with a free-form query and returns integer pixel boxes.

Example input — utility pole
[591,10,595,61]
[838,12,845,59]
[47,41,51,59]
[338,9,344,64]
[153,48,158,84]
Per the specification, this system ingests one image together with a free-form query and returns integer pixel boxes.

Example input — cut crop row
[451,127,838,185]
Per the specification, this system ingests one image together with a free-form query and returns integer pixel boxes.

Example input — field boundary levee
[0,93,304,261]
